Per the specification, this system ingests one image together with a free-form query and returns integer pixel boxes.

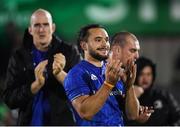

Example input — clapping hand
[52,53,66,76]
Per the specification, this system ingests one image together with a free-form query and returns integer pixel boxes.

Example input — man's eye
[95,38,102,42]
[43,23,49,26]
[34,24,40,27]
[130,49,136,53]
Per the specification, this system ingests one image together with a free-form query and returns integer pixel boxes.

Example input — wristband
[104,81,114,89]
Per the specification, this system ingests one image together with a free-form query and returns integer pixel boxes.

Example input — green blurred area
[0,0,180,41]
[0,103,8,121]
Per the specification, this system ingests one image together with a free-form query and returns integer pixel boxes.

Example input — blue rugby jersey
[64,60,125,126]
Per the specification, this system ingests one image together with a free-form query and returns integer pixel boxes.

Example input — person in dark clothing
[125,57,180,126]
[1,9,81,125]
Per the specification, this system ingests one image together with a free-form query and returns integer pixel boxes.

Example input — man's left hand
[52,53,66,76]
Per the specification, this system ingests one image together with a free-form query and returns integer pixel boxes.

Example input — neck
[34,44,49,52]
[37,47,48,52]
[85,53,103,67]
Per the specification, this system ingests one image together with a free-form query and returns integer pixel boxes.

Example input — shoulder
[64,61,92,101]
[53,35,78,53]
[150,86,178,105]
[152,86,169,97]
[65,61,92,84]
[67,61,87,76]
[9,47,26,61]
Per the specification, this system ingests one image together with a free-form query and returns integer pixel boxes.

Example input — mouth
[142,82,150,87]
[98,49,109,55]
[97,47,109,52]
[39,34,46,39]
[40,42,47,46]
[134,59,137,64]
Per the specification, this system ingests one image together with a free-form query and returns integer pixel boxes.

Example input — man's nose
[135,52,139,59]
[39,25,45,32]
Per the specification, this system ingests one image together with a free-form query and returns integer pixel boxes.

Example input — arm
[53,71,67,85]
[52,53,67,85]
[124,60,140,120]
[72,82,113,120]
[71,59,122,120]
[2,54,34,109]
[31,60,48,94]
[125,86,140,120]
[167,92,180,125]
[2,53,48,109]
[52,44,81,84]
[133,86,154,123]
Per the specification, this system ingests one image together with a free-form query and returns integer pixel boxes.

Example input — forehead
[88,28,109,38]
[125,37,140,50]
[31,11,52,24]
[142,66,152,73]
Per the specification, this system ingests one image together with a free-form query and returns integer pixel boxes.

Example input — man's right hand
[123,59,137,90]
[136,106,154,123]
[52,53,66,76]
[31,60,48,94]
[105,52,123,86]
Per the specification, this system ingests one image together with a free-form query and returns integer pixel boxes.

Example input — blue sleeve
[116,80,126,95]
[64,68,91,102]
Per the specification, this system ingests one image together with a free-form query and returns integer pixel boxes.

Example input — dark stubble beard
[89,48,109,61]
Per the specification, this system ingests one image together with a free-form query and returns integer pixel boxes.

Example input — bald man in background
[1,9,81,125]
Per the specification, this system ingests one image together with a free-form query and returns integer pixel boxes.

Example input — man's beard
[89,48,109,61]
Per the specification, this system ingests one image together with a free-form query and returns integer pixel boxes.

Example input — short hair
[30,8,53,25]
[77,24,105,54]
[111,31,137,48]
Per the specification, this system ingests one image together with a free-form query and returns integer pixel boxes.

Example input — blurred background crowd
[0,0,180,125]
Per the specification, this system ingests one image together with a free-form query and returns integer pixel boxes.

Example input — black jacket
[125,86,180,126]
[1,31,81,125]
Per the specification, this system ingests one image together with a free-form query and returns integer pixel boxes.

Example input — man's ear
[52,23,56,33]
[80,41,87,51]
[28,27,32,35]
